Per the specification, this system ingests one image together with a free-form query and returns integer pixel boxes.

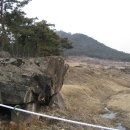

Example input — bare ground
[1,56,130,130]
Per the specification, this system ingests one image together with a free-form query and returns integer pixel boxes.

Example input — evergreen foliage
[57,31,130,61]
[0,0,72,57]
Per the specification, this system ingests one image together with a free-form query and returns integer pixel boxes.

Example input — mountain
[57,31,130,61]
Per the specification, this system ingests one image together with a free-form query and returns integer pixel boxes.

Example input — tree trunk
[0,0,6,50]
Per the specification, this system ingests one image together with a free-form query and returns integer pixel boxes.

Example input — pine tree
[0,0,31,49]
[0,0,72,57]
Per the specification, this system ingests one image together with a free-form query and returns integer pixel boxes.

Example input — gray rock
[0,51,11,58]
[49,93,66,109]
[0,57,68,113]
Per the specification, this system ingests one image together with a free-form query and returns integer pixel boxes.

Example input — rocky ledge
[0,57,68,119]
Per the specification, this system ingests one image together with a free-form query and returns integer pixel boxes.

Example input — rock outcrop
[0,57,68,113]
[0,51,11,58]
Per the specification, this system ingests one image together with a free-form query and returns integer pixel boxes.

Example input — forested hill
[57,31,130,61]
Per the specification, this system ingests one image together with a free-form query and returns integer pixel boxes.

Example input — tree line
[0,0,72,57]
[57,31,130,61]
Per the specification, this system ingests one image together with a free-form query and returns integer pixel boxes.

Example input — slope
[57,31,130,61]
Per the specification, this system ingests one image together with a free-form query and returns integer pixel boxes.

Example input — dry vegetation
[63,56,130,129]
[1,56,130,130]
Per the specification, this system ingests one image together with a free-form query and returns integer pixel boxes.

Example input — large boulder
[0,57,68,112]
[0,51,11,58]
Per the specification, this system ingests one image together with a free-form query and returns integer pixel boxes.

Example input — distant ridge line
[57,31,130,61]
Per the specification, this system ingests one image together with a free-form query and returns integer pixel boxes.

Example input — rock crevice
[0,57,68,114]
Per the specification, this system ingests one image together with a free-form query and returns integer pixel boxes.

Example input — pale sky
[23,0,130,54]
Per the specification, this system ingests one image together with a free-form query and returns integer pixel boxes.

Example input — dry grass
[63,57,130,129]
[0,121,26,130]
[1,57,130,129]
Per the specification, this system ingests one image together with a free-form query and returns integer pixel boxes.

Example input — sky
[23,0,130,54]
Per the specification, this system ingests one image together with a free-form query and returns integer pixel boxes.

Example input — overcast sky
[24,0,130,54]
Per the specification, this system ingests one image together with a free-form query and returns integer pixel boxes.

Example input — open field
[62,56,130,129]
[1,56,130,130]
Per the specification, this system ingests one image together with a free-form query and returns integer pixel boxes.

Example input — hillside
[62,57,130,130]
[1,57,130,130]
[57,31,130,61]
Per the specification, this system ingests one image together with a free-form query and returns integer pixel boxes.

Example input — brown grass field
[1,56,130,130]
